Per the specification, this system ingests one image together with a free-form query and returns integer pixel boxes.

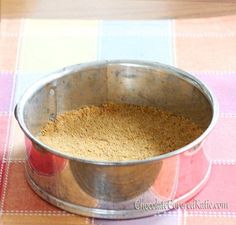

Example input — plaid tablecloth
[1,17,236,224]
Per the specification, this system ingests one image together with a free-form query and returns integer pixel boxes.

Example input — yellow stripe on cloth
[18,20,99,74]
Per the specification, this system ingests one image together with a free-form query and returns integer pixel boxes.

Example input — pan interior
[22,61,213,146]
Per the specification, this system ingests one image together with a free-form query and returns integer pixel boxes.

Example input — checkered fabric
[0,17,236,224]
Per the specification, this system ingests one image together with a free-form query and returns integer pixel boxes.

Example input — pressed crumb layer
[38,103,203,161]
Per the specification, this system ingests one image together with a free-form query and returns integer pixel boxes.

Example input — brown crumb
[38,103,203,161]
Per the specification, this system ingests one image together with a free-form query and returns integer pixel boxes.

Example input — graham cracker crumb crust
[39,103,203,161]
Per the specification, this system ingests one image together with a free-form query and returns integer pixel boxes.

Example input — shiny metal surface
[15,60,219,219]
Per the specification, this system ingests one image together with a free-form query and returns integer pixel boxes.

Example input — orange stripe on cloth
[0,214,90,225]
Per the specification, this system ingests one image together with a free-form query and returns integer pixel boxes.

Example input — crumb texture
[39,103,203,161]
